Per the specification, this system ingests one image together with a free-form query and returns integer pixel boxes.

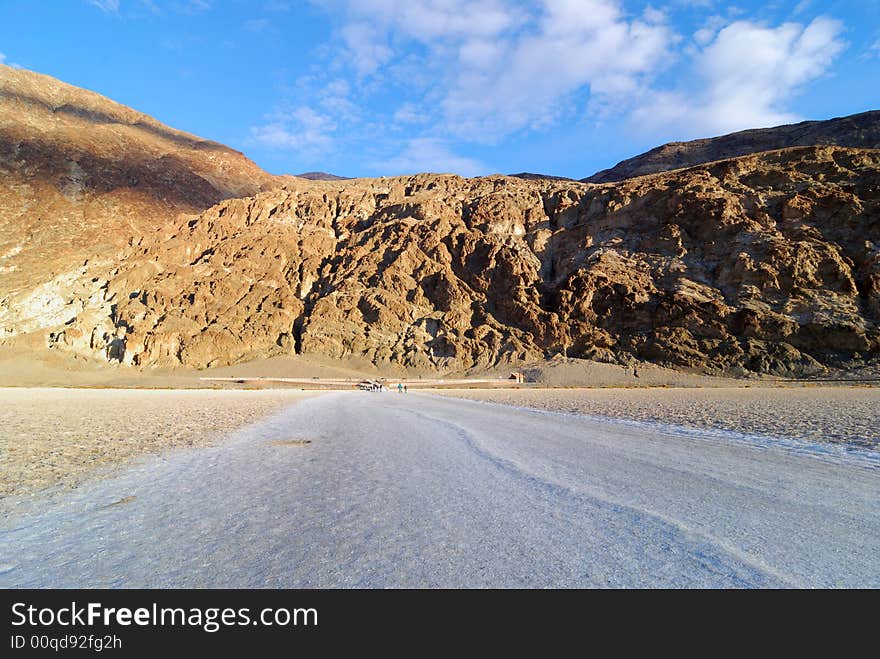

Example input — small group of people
[359,381,409,392]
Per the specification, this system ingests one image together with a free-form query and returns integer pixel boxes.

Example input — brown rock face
[0,64,280,297]
[585,110,880,183]
[2,67,878,376]
[11,146,877,376]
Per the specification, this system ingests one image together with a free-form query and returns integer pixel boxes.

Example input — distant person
[397,383,403,393]
[404,384,408,393]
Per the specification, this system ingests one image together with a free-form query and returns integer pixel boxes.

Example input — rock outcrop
[7,146,877,376]
[0,64,281,296]
[585,110,880,183]
[2,67,878,376]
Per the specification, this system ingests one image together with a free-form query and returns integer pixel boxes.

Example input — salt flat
[1,391,877,588]
[435,387,880,448]
[0,388,316,500]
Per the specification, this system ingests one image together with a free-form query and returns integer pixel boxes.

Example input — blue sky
[1,1,878,178]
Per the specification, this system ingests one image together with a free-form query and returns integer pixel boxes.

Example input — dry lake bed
[0,387,877,588]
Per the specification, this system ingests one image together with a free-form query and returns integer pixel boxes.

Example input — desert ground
[0,386,877,588]
[0,388,316,506]
[433,387,880,448]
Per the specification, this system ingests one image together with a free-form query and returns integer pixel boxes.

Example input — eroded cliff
[7,145,877,376]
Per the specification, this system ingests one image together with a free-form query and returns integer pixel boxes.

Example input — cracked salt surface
[1,392,877,588]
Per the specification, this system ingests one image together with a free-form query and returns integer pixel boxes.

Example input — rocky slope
[2,67,878,376]
[6,144,878,376]
[585,110,880,183]
[0,64,280,295]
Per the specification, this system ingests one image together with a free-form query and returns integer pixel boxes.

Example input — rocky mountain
[2,68,878,377]
[585,110,880,183]
[5,143,878,376]
[0,64,280,296]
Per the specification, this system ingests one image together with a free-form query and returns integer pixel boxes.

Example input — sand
[0,388,316,502]
[0,347,773,390]
[0,347,395,389]
[432,387,880,448]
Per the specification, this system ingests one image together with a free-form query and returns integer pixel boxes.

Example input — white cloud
[633,17,846,138]
[264,3,849,173]
[443,1,675,140]
[318,0,674,142]
[250,107,337,153]
[693,15,726,46]
[673,0,715,7]
[392,103,430,126]
[333,0,517,44]
[340,21,394,76]
[247,77,357,160]
[89,0,120,12]
[793,0,812,16]
[317,79,360,123]
[377,138,486,177]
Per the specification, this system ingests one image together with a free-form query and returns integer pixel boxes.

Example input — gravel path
[1,391,877,588]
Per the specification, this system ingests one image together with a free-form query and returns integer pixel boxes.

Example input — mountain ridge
[1,66,879,377]
[0,64,281,295]
[6,145,878,376]
[294,171,352,181]
[584,110,880,183]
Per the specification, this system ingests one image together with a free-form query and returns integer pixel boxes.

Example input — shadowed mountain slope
[0,64,281,294]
